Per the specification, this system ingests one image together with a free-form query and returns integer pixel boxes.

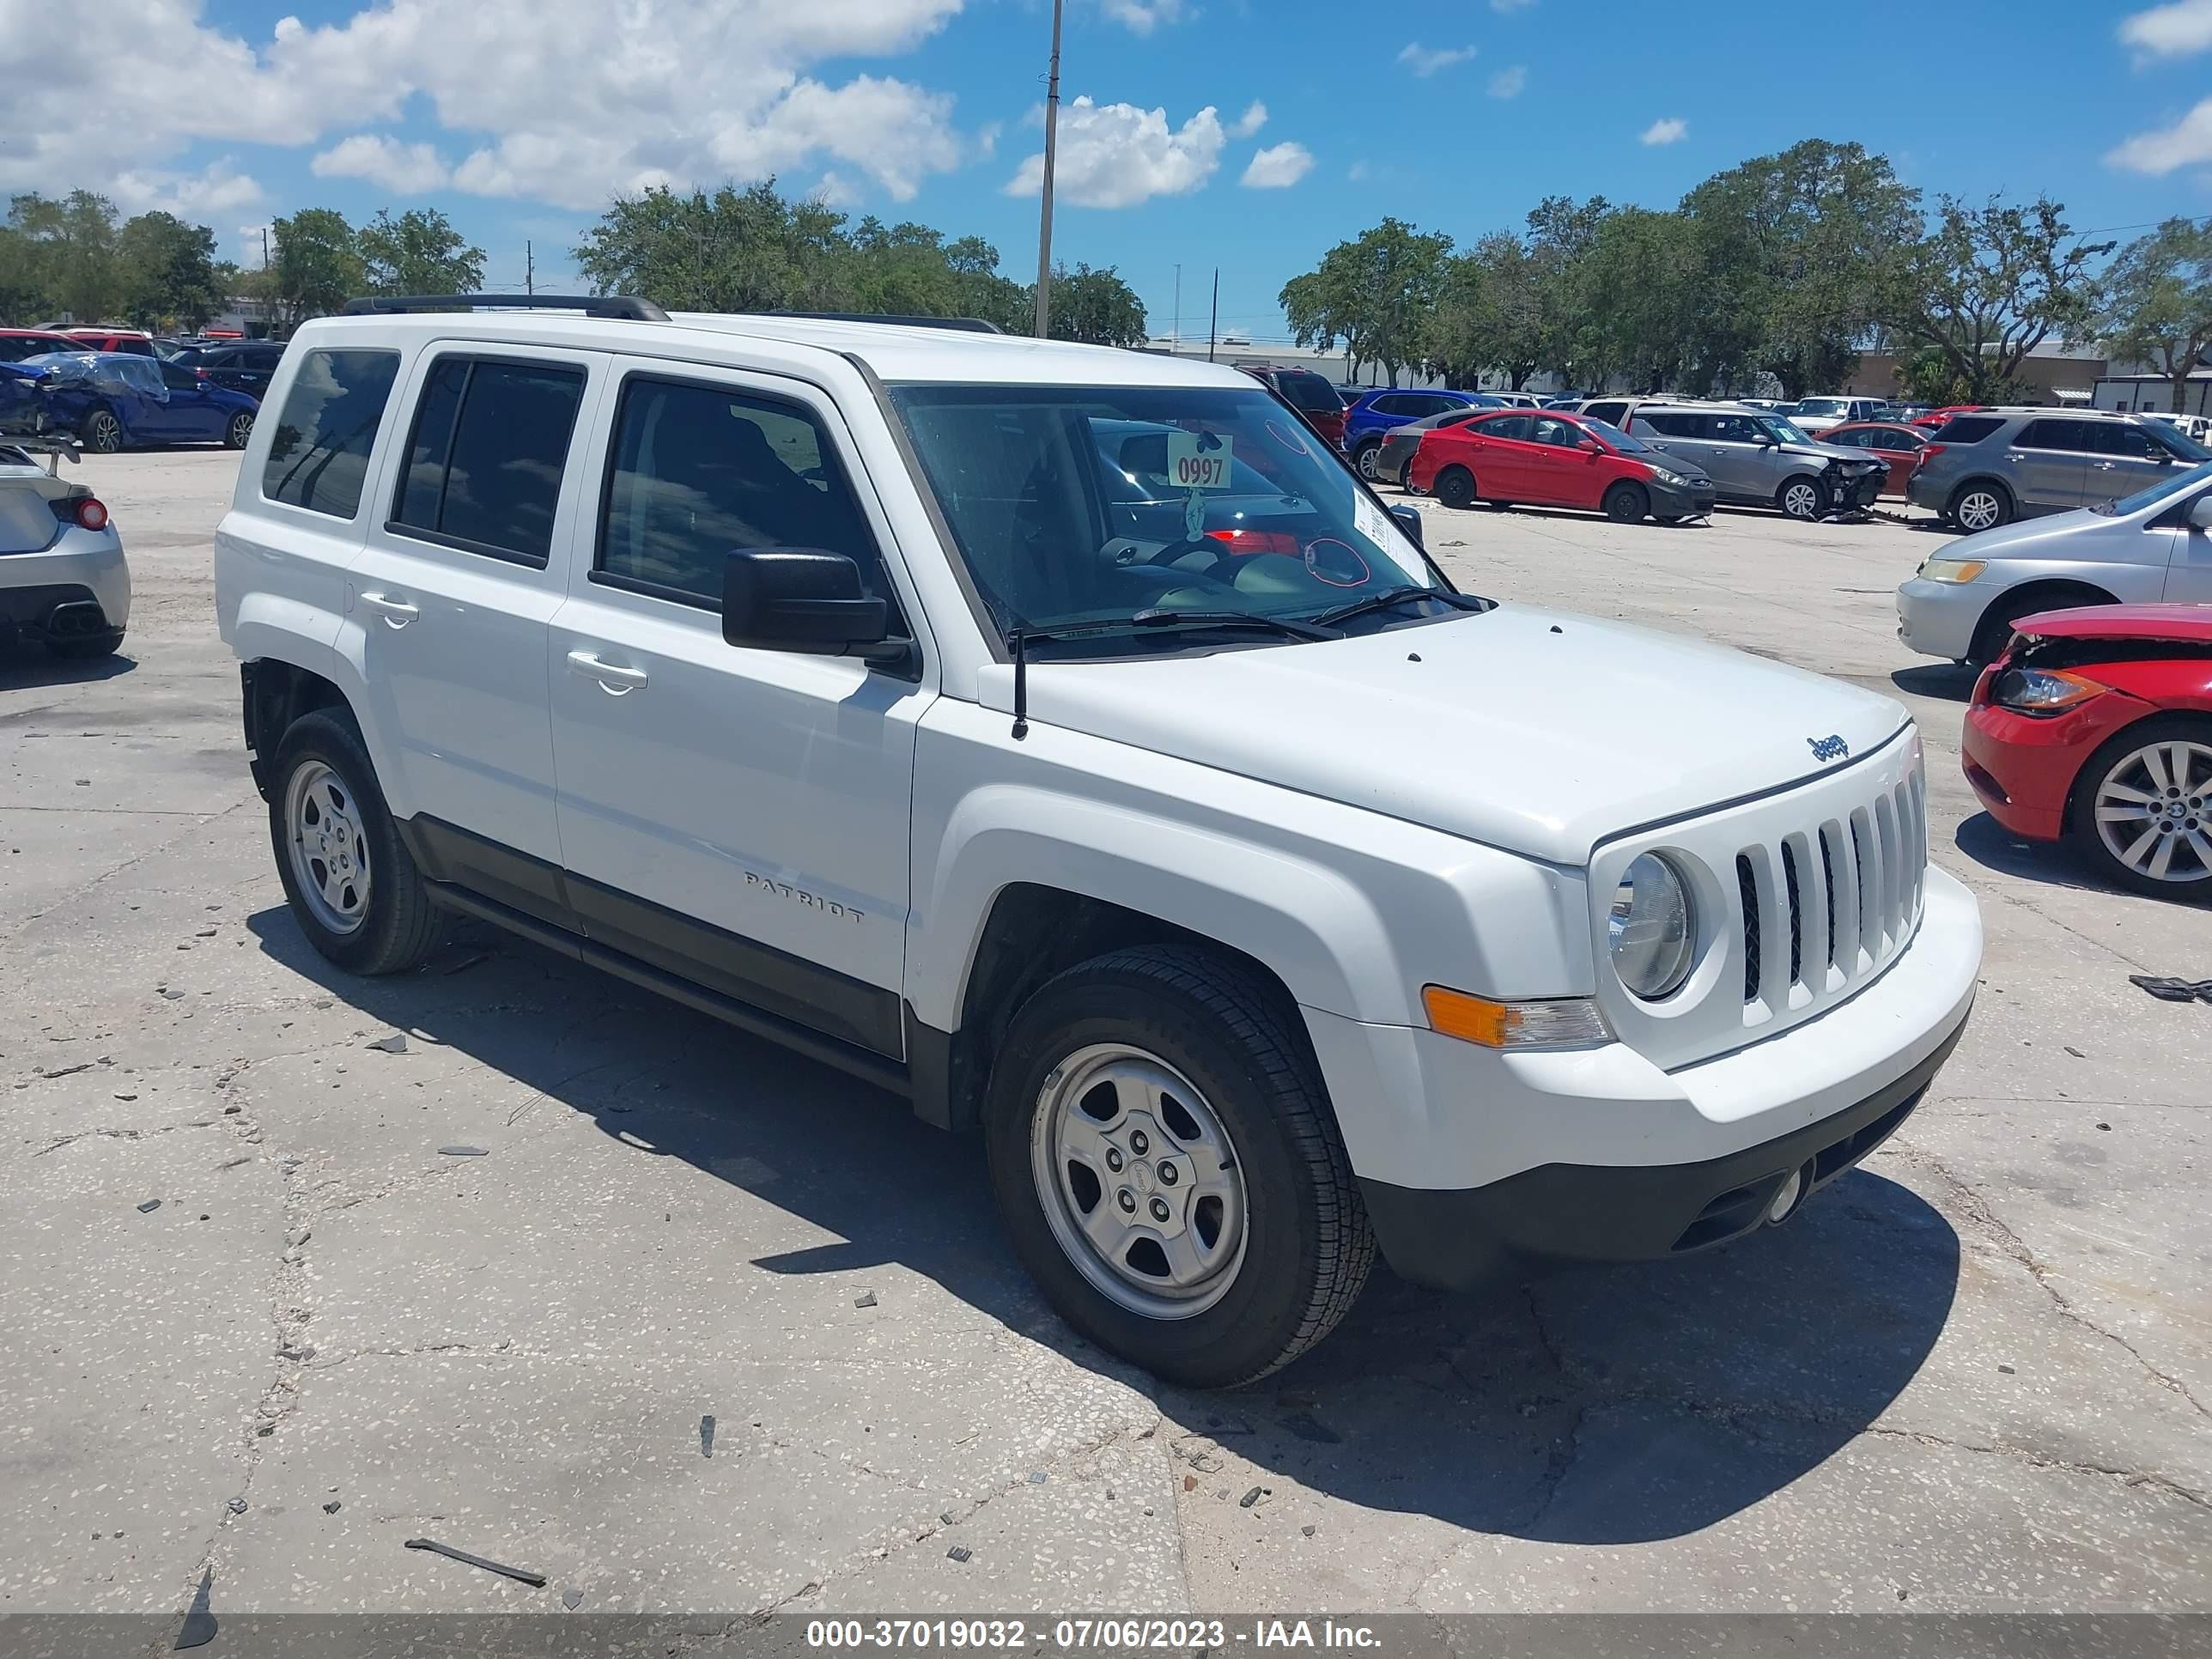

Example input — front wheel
[1352,438,1382,481]
[224,410,254,449]
[983,945,1375,1389]
[268,708,447,975]
[82,407,124,454]
[2070,715,2212,900]
[1602,481,1650,523]
[1433,465,1478,510]
[1778,475,1823,521]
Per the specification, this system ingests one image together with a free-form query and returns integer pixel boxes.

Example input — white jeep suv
[215,296,1982,1388]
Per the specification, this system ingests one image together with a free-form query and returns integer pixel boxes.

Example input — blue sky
[7,0,2212,338]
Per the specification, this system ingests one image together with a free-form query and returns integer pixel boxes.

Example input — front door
[1696,412,1770,501]
[2088,421,2186,508]
[546,361,927,1058]
[2007,418,2094,512]
[347,343,603,916]
[1526,413,1599,507]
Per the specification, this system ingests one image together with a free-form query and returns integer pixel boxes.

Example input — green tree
[272,208,364,329]
[1033,262,1146,347]
[357,208,485,297]
[2096,217,2212,414]
[5,191,124,323]
[1523,194,1611,386]
[1576,208,1702,394]
[117,211,222,331]
[574,181,856,313]
[1280,218,1452,384]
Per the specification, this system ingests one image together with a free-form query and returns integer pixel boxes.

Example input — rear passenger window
[1938,415,2003,445]
[2017,419,2090,453]
[596,377,888,609]
[1642,412,1698,438]
[390,356,585,567]
[1480,415,1534,441]
[1583,402,1629,428]
[261,349,401,520]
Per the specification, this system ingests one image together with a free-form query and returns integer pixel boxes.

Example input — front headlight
[1648,466,1687,487]
[1991,666,2109,714]
[1609,853,1695,1000]
[1918,557,1986,584]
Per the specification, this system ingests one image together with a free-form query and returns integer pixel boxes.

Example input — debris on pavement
[563,1587,584,1610]
[323,1501,342,1514]
[2127,975,2212,1003]
[438,1146,488,1158]
[368,1032,410,1054]
[853,1291,878,1309]
[174,1568,217,1650]
[1301,1524,1316,1537]
[226,1498,246,1515]
[701,1415,715,1458]
[403,1536,548,1588]
[1239,1486,1269,1509]
[945,1546,972,1564]
[1183,1475,1198,1492]
[1027,1470,1047,1485]
[136,1199,161,1213]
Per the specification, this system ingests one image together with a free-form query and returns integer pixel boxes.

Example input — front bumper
[1304,866,1982,1287]
[1649,475,1717,518]
[0,528,130,640]
[1960,687,2154,842]
[1895,575,1983,661]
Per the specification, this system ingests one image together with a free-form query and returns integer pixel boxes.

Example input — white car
[214,296,1982,1387]
[1791,396,1889,434]
[0,443,130,657]
[1896,460,2212,665]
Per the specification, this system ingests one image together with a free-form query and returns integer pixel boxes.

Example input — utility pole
[1207,268,1218,363]
[1173,264,1181,350]
[526,240,534,296]
[261,227,271,336]
[1032,0,1065,339]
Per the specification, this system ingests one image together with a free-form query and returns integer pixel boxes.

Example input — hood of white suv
[1018,606,1909,866]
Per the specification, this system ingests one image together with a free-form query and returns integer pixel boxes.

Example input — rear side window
[1478,415,1534,441]
[1642,412,1698,438]
[2017,418,2091,453]
[1936,415,2003,445]
[1273,372,1341,413]
[261,349,401,520]
[1583,401,1629,428]
[391,356,586,568]
[596,376,887,609]
[1370,393,1415,416]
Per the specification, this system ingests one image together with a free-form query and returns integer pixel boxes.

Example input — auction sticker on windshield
[1167,429,1234,489]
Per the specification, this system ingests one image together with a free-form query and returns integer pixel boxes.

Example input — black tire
[82,406,124,454]
[1966,583,2112,670]
[1948,480,2013,534]
[47,629,125,660]
[1777,475,1823,521]
[982,945,1375,1389]
[1602,481,1650,523]
[1352,437,1383,481]
[267,707,446,975]
[2068,714,2212,901]
[1434,465,1477,510]
[223,410,254,449]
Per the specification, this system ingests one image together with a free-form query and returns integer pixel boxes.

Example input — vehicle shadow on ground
[246,907,1961,1550]
[1952,810,2108,896]
[0,645,137,690]
[1890,663,1976,702]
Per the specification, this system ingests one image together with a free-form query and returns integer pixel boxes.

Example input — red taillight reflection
[1206,529,1301,556]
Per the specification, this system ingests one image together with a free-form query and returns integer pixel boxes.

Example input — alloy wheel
[1029,1042,1249,1320]
[283,759,374,933]
[2094,738,2212,884]
[1783,481,1820,520]
[1956,489,2002,532]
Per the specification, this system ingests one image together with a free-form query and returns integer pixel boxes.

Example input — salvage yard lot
[3,449,2206,1618]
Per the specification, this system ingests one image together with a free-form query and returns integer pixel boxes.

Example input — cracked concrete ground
[0,452,2205,1624]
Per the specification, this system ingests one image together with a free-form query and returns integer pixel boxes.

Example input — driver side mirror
[2190,495,2212,532]
[1389,504,1425,549]
[722,548,905,664]
[1576,435,1604,453]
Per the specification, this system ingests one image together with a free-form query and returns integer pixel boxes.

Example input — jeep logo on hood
[1808,734,1850,763]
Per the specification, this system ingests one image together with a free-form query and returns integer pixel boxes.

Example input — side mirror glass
[1576,435,1604,453]
[1389,503,1425,549]
[722,548,893,658]
[2190,495,2212,531]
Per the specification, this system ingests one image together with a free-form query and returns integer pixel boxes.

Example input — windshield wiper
[1003,610,1341,741]
[1307,585,1491,628]
[1128,608,1341,641]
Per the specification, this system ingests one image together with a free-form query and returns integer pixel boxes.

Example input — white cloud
[2120,0,2212,58]
[1100,0,1188,32]
[1640,117,1688,146]
[312,134,452,194]
[1397,41,1477,76]
[1231,101,1268,139]
[0,0,972,214]
[2108,96,2212,171]
[1488,64,1528,99]
[107,160,266,219]
[1240,142,1313,189]
[1346,161,1370,182]
[1490,0,1538,10]
[1004,97,1228,208]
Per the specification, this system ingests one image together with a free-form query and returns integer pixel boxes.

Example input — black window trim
[383,349,587,571]
[258,345,404,523]
[586,365,915,653]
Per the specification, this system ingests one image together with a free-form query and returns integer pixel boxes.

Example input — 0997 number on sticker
[1165,429,1233,489]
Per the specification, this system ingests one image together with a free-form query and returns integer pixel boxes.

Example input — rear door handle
[358,592,417,627]
[2093,460,2118,471]
[567,649,648,694]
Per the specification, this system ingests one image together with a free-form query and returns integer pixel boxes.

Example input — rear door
[1468,413,1536,497]
[2007,418,2093,511]
[1524,413,1598,507]
[158,360,224,440]
[346,343,604,913]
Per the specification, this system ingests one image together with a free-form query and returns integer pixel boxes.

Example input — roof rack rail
[341,294,669,321]
[766,311,1005,335]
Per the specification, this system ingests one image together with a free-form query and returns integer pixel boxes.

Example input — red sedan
[1914,404,1985,431]
[1820,421,1932,496]
[1962,604,2212,898]
[1407,408,1717,524]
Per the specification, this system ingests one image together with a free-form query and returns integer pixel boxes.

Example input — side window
[1583,401,1629,428]
[1530,416,1581,447]
[2017,418,2087,453]
[1642,412,1697,438]
[597,376,889,610]
[1370,393,1411,416]
[160,362,198,392]
[1825,427,1867,447]
[1940,415,2004,446]
[390,356,585,567]
[1708,414,1759,442]
[2092,422,2164,459]
[261,349,402,520]
[1482,415,1534,441]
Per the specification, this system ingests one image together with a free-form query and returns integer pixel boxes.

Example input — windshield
[1755,416,1814,446]
[1582,417,1651,454]
[890,384,1439,648]
[2093,459,2212,517]
[1797,398,1850,416]
[2158,424,2212,462]
[1271,372,1344,414]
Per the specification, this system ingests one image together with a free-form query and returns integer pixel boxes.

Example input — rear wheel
[1778,475,1823,521]
[82,407,123,454]
[1602,481,1650,524]
[1434,465,1477,510]
[983,945,1375,1389]
[1352,438,1383,481]
[2070,715,2212,900]
[1966,584,2111,670]
[1948,482,2012,533]
[268,708,446,975]
[224,410,254,449]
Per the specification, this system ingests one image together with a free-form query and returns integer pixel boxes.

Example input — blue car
[18,351,258,453]
[1341,388,1502,479]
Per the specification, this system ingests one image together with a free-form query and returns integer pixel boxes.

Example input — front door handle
[358,592,417,628]
[567,649,648,694]
[2093,460,2119,471]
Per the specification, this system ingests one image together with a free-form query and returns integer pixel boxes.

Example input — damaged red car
[1962,604,2212,899]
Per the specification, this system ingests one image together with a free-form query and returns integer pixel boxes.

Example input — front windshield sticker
[1304,537,1371,586]
[1265,418,1311,457]
[1352,492,1394,551]
[1167,428,1234,489]
[1182,489,1206,538]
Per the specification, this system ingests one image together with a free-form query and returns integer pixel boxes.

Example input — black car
[170,341,285,398]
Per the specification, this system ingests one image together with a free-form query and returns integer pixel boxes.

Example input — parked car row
[0,350,258,453]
